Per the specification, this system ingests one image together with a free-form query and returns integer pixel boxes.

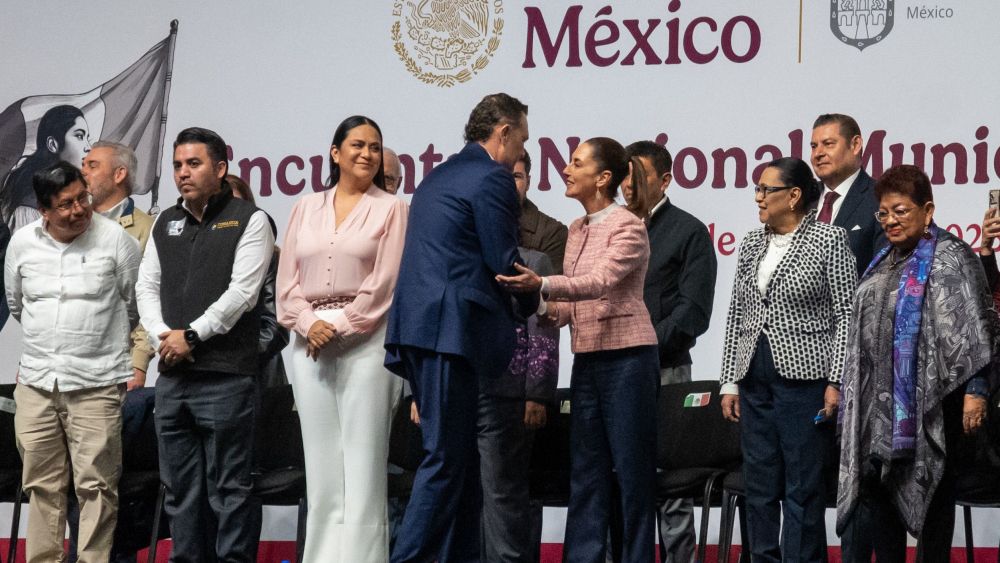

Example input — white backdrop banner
[1,0,997,547]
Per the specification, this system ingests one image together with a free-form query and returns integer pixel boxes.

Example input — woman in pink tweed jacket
[498,137,659,563]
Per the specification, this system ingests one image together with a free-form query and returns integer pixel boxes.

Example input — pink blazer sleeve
[276,199,321,338]
[328,198,409,337]
[545,219,647,301]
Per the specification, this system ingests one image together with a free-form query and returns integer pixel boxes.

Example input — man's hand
[496,263,543,293]
[126,368,146,391]
[524,400,547,430]
[410,401,420,425]
[721,394,740,422]
[821,385,840,420]
[306,320,337,361]
[158,330,193,367]
[963,394,988,434]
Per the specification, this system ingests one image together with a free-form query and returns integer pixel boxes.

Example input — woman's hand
[821,385,840,420]
[963,394,988,434]
[721,394,740,422]
[306,320,337,361]
[982,208,1000,256]
[496,263,543,293]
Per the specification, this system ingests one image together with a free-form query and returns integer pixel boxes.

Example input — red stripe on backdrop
[0,540,996,562]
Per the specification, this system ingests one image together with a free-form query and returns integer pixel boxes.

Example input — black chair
[0,383,25,563]
[253,384,307,563]
[653,380,741,563]
[528,389,572,508]
[116,387,169,562]
[955,393,1000,563]
[388,394,424,501]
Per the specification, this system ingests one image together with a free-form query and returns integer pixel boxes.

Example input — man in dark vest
[135,127,274,562]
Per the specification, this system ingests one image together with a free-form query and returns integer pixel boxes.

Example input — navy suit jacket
[385,143,536,379]
[832,169,887,276]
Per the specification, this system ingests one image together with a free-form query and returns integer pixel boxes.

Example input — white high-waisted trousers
[288,309,403,563]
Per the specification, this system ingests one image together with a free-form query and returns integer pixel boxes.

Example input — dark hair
[2,105,86,222]
[33,161,86,209]
[328,115,385,190]
[625,140,673,177]
[875,164,934,206]
[813,113,862,141]
[585,137,629,199]
[518,151,532,175]
[174,127,229,189]
[463,93,528,144]
[226,174,255,205]
[766,157,822,209]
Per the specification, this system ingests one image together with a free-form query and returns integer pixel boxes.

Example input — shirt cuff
[720,383,739,396]
[294,309,323,339]
[536,298,547,317]
[540,277,550,299]
[966,376,989,398]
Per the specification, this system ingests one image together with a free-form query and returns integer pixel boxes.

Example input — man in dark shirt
[626,141,717,563]
[516,153,567,274]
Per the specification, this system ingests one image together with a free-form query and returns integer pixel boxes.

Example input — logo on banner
[830,0,894,51]
[392,0,504,88]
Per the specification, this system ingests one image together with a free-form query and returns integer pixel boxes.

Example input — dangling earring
[923,224,932,239]
[789,203,795,211]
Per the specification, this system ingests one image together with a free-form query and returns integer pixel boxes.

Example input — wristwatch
[183,328,201,349]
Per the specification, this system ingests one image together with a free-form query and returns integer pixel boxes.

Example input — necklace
[769,231,794,248]
[889,247,916,267]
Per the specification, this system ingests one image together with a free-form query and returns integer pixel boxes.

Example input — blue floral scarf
[862,223,938,457]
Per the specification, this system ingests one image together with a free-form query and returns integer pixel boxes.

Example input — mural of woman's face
[54,116,92,166]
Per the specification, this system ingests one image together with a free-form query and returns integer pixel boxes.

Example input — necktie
[817,190,840,224]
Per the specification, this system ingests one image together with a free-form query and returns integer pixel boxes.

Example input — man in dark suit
[385,93,537,563]
[810,113,887,274]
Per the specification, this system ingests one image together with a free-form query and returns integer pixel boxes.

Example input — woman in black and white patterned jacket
[719,157,857,563]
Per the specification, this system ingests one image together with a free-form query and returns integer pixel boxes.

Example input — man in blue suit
[386,93,538,563]
[810,113,887,275]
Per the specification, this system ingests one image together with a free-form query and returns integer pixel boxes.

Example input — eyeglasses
[52,192,93,213]
[874,207,915,223]
[753,185,794,196]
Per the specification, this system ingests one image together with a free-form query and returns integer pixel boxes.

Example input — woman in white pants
[277,115,407,562]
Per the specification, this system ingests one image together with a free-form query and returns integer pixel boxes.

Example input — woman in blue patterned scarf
[837,164,997,562]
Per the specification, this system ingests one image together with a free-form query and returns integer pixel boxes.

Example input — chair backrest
[254,384,305,471]
[656,380,741,471]
[529,388,572,474]
[121,387,158,471]
[0,384,18,471]
[389,396,424,472]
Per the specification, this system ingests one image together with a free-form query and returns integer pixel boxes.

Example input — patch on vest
[167,219,185,236]
[212,220,241,230]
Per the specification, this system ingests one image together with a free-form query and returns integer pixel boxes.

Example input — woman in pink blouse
[276,115,408,562]
[498,137,659,563]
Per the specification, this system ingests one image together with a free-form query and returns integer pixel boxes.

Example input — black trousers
[477,395,543,563]
[155,372,261,563]
[739,336,829,563]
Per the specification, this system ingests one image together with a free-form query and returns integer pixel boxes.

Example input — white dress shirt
[822,168,860,224]
[4,214,141,391]
[135,206,273,349]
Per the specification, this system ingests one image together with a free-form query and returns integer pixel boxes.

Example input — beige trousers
[14,382,124,563]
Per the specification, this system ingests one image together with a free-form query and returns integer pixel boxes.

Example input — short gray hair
[92,140,138,195]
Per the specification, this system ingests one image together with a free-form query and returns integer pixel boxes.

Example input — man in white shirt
[810,113,885,275]
[135,127,272,562]
[4,160,141,563]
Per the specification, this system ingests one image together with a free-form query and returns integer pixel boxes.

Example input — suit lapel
[763,215,815,297]
[833,170,872,230]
